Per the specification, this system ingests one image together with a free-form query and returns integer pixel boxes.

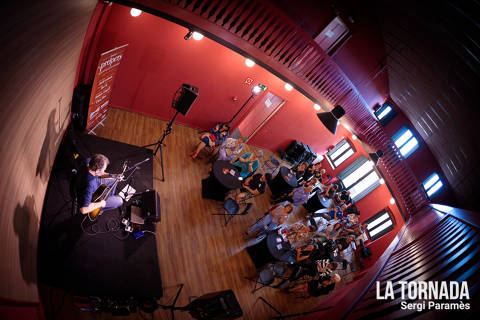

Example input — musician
[78,154,123,215]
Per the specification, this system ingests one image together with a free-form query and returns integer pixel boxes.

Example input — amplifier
[141,190,161,223]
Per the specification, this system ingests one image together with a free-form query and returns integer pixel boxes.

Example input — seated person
[217,137,244,161]
[191,122,230,159]
[335,235,355,251]
[321,182,340,198]
[246,202,293,238]
[314,204,347,221]
[292,162,308,180]
[235,173,267,203]
[281,223,317,248]
[232,150,263,179]
[288,274,341,297]
[333,190,352,206]
[77,154,124,215]
[303,162,322,182]
[273,184,313,207]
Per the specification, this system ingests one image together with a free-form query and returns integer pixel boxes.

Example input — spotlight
[192,32,204,40]
[284,83,293,91]
[390,198,395,205]
[313,104,321,111]
[245,58,255,67]
[317,105,345,135]
[369,150,384,165]
[352,134,357,140]
[379,178,385,184]
[184,31,193,40]
[130,8,142,17]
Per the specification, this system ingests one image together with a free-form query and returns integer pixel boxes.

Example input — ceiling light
[352,134,357,140]
[192,32,204,40]
[284,83,293,91]
[316,105,345,135]
[130,8,142,17]
[245,59,255,67]
[390,198,395,205]
[313,104,321,111]
[380,178,385,184]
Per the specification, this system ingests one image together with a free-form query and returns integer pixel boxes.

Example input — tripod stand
[143,110,180,182]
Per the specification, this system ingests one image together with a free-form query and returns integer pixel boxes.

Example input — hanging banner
[86,44,129,132]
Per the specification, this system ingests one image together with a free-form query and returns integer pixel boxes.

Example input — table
[268,166,298,197]
[304,190,333,212]
[212,160,242,189]
[246,231,294,268]
[201,161,241,201]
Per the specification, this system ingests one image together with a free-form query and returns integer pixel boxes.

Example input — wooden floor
[41,108,347,319]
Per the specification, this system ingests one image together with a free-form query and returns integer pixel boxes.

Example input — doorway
[236,91,285,142]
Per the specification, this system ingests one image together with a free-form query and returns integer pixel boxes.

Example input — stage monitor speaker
[141,190,161,223]
[71,84,92,131]
[173,84,198,116]
[188,290,243,320]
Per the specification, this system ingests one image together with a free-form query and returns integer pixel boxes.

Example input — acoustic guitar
[88,163,127,221]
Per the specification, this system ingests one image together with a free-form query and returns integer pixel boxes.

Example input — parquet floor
[40,108,343,319]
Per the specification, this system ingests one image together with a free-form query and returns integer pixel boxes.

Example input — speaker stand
[156,284,190,320]
[142,110,180,182]
[258,296,331,319]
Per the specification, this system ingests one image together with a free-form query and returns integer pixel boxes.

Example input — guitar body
[88,184,108,221]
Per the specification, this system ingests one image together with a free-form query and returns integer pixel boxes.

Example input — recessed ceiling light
[130,8,142,17]
[390,198,395,204]
[192,32,204,40]
[313,104,321,111]
[284,83,293,91]
[245,59,255,67]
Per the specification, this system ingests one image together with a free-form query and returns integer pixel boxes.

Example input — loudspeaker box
[173,84,199,116]
[188,290,242,320]
[141,190,161,223]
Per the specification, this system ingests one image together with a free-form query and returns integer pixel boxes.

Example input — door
[236,92,285,142]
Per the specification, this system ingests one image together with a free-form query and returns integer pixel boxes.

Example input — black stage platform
[38,130,163,298]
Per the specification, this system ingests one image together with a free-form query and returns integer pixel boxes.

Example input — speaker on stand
[143,84,199,181]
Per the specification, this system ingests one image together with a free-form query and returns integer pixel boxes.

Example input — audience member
[191,122,230,159]
[273,184,313,207]
[235,173,267,203]
[232,150,263,178]
[287,274,341,297]
[217,137,244,161]
[246,202,293,238]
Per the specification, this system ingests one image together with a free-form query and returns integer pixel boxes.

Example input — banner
[86,44,128,132]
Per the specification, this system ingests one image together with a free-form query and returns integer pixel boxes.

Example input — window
[326,139,355,169]
[374,102,397,126]
[337,155,381,202]
[422,172,444,198]
[314,17,351,56]
[392,127,419,158]
[365,209,395,241]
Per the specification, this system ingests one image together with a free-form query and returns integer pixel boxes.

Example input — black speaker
[71,84,92,131]
[188,290,243,320]
[173,84,199,116]
[141,190,161,223]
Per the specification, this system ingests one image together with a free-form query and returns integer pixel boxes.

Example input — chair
[212,199,253,225]
[247,262,288,293]
[261,155,280,175]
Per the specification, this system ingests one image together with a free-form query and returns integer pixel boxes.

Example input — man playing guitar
[77,154,124,216]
